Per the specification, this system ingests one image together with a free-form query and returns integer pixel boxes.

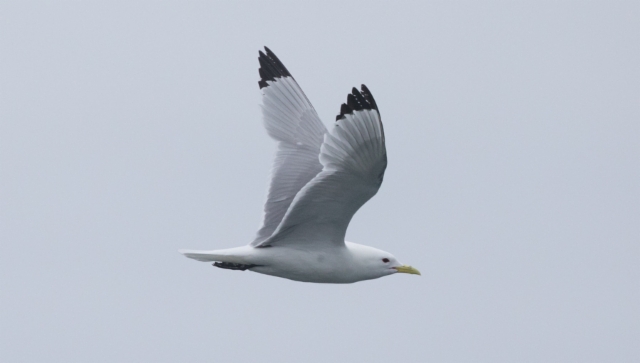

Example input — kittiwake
[180,47,420,283]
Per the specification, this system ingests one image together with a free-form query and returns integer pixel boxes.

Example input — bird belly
[248,247,361,284]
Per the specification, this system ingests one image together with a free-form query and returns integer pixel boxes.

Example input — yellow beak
[393,265,421,275]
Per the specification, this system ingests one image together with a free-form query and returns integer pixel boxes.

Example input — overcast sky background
[1,1,638,362]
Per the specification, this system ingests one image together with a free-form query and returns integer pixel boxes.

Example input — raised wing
[251,47,328,246]
[256,85,386,247]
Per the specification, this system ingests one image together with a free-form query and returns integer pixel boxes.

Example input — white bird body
[180,47,420,283]
[182,242,397,283]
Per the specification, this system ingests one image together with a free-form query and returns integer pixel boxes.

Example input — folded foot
[213,262,259,271]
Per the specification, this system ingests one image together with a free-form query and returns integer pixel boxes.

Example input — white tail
[179,246,254,264]
[179,250,221,262]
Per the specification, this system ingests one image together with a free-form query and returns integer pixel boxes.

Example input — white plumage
[180,47,420,283]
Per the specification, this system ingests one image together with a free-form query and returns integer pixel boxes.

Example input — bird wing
[255,85,386,248]
[251,47,328,246]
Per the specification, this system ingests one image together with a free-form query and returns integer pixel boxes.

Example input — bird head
[348,242,421,280]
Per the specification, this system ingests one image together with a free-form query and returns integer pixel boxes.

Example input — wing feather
[251,47,327,246]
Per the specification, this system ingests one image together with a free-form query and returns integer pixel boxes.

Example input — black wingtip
[336,103,352,121]
[360,84,379,112]
[336,84,379,121]
[258,46,293,89]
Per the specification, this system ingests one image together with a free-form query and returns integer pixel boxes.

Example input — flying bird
[180,47,420,283]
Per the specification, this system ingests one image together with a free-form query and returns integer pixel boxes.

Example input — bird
[179,47,420,283]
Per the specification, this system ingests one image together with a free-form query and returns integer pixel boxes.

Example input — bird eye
[382,258,390,263]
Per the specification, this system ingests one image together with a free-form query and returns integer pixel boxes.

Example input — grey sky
[1,1,638,362]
